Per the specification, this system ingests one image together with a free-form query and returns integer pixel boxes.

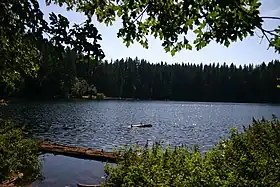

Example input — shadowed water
[32,153,109,187]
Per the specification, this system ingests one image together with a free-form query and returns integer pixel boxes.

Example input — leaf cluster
[48,0,280,55]
[0,119,42,185]
[0,0,104,87]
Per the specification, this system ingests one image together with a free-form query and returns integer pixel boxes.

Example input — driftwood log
[1,142,117,187]
[77,182,114,187]
[0,173,24,187]
[0,99,8,106]
[40,142,117,187]
[40,141,119,163]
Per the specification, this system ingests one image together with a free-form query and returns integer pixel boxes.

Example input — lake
[1,100,280,186]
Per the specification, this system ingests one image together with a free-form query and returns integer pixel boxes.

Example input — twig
[43,31,51,39]
[262,28,279,37]
[133,3,150,23]
[140,9,145,22]
[260,29,271,50]
[260,16,280,20]
[255,31,264,44]
[255,30,262,38]
[108,0,117,6]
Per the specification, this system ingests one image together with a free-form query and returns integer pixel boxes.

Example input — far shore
[1,96,280,105]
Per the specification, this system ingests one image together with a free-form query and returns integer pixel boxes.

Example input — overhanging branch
[231,2,279,50]
[261,16,280,20]
[133,3,150,23]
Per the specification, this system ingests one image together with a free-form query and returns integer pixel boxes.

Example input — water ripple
[1,100,280,152]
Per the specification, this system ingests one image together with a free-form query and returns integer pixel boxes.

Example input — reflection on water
[33,153,109,187]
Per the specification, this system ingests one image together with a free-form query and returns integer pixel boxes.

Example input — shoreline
[2,96,280,105]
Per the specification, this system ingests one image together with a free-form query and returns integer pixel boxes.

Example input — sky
[39,0,280,65]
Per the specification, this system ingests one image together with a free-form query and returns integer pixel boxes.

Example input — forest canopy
[4,57,280,104]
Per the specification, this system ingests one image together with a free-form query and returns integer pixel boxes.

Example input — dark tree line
[77,58,280,103]
[2,52,280,103]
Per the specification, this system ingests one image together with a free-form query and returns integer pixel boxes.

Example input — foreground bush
[96,93,105,100]
[0,119,42,185]
[103,116,280,186]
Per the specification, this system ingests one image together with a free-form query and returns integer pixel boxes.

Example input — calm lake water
[33,153,108,187]
[1,100,280,186]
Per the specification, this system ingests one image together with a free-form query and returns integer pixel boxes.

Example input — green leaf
[117,9,122,17]
[171,48,177,56]
[185,43,192,50]
[225,40,230,47]
[165,46,171,52]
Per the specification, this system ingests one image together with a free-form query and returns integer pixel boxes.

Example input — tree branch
[260,29,271,50]
[43,31,51,39]
[261,28,279,37]
[261,16,280,20]
[255,31,264,44]
[133,4,150,23]
[231,2,280,50]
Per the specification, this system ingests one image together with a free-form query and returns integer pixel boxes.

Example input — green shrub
[0,119,42,185]
[70,77,97,98]
[102,116,280,186]
[96,93,105,100]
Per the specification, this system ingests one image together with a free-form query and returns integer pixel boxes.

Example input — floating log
[131,123,152,128]
[40,141,119,163]
[77,184,101,187]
